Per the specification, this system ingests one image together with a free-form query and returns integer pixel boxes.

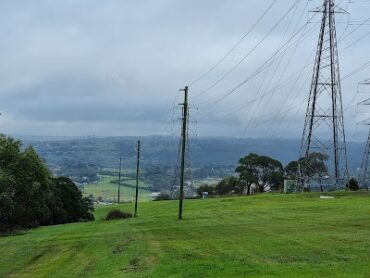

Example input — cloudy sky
[0,0,369,140]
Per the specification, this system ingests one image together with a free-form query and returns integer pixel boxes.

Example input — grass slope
[1,193,370,277]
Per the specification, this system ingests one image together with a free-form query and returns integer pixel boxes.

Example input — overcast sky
[0,0,369,140]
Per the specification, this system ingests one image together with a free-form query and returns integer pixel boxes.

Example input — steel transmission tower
[358,79,370,189]
[297,0,349,191]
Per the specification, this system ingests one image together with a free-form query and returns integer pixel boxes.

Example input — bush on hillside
[215,177,245,195]
[196,184,215,197]
[52,177,95,223]
[154,193,172,201]
[347,178,359,191]
[105,209,132,220]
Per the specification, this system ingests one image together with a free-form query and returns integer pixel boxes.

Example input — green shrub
[215,177,245,195]
[105,209,132,220]
[196,184,215,197]
[347,178,359,191]
[154,193,172,201]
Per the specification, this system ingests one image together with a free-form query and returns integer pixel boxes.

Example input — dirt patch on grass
[26,246,60,265]
[112,245,124,255]
[28,252,45,264]
[130,257,140,269]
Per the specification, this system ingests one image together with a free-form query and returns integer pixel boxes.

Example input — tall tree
[300,152,329,178]
[236,153,284,194]
[53,177,94,223]
[285,161,298,179]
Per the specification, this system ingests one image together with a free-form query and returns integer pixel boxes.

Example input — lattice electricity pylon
[297,0,349,191]
[358,79,370,189]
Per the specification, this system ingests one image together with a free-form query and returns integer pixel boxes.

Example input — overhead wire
[189,0,278,87]
[185,0,370,147]
[195,15,317,114]
[225,0,367,141]
[247,0,369,145]
[242,0,311,135]
[206,29,316,119]
[246,0,350,139]
[199,5,370,121]
[192,0,303,99]
[258,5,370,142]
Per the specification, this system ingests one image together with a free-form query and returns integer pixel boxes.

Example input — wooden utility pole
[117,157,122,204]
[179,86,188,219]
[134,140,141,217]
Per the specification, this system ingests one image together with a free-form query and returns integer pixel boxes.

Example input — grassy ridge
[1,193,370,277]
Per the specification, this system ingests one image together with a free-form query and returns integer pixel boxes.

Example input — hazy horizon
[9,133,366,144]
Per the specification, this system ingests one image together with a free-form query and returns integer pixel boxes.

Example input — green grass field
[83,175,151,202]
[1,193,370,277]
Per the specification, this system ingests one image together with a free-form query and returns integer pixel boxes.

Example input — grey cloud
[0,0,368,139]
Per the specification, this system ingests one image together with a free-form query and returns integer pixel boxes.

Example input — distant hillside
[18,136,365,173]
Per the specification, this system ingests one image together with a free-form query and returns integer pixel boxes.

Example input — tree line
[197,153,286,196]
[197,152,360,197]
[0,135,94,233]
[198,152,320,196]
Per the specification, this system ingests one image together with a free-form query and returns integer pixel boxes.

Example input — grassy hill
[1,193,370,277]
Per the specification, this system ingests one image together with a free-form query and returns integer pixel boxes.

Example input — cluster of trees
[197,152,362,197]
[0,135,94,233]
[47,159,100,186]
[192,165,234,180]
[141,165,173,192]
[57,162,99,185]
[236,153,284,194]
[197,153,285,197]
[196,177,244,197]
[197,152,336,196]
[285,153,329,179]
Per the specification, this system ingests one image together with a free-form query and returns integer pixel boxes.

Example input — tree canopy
[298,152,329,178]
[236,153,284,194]
[0,135,94,233]
[285,161,298,179]
[347,178,359,192]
